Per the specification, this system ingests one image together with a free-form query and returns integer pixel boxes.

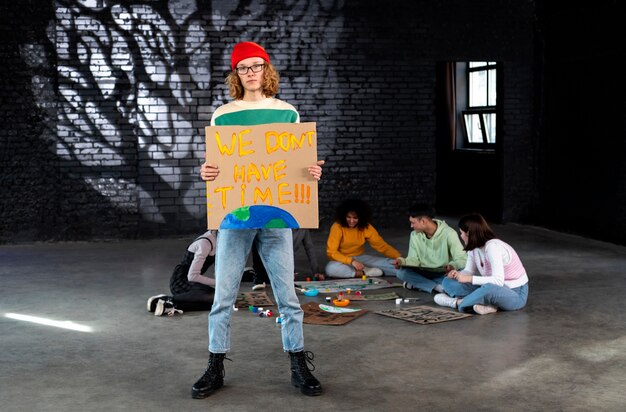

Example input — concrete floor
[1,221,626,412]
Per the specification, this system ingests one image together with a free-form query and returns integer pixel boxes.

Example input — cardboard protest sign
[205,122,318,230]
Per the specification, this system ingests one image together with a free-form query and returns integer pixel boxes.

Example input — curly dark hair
[458,213,497,251]
[334,198,372,229]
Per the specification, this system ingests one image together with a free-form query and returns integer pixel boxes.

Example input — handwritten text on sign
[205,122,318,229]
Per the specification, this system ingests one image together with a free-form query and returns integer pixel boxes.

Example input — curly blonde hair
[225,62,280,100]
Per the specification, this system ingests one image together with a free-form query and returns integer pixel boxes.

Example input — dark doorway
[435,62,502,222]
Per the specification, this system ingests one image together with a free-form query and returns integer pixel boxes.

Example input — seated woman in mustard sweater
[325,198,401,278]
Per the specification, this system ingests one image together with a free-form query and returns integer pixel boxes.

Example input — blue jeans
[396,267,446,293]
[208,229,304,353]
[441,277,529,313]
[325,254,399,278]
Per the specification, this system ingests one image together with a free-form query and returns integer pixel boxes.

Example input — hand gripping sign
[205,122,319,230]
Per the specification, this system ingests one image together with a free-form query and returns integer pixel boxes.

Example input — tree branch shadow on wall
[0,0,138,242]
[5,0,345,241]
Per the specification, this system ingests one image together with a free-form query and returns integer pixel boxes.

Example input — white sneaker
[434,293,457,308]
[363,267,383,277]
[403,281,417,290]
[154,299,183,316]
[147,294,168,312]
[473,304,498,315]
[252,282,266,291]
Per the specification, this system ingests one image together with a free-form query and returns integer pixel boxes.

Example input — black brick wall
[1,0,625,246]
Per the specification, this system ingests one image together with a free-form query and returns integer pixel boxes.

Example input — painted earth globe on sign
[219,205,300,229]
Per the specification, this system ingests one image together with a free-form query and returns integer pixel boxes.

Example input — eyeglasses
[235,63,265,75]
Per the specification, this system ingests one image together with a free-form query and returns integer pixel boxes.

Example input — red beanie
[230,41,271,70]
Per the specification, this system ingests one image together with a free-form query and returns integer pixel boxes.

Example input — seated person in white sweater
[433,213,529,315]
[147,230,217,316]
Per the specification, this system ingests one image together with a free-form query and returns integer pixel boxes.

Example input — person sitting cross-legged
[325,198,401,278]
[433,213,529,315]
[393,204,467,294]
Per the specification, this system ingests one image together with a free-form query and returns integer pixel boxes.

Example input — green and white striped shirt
[211,97,299,126]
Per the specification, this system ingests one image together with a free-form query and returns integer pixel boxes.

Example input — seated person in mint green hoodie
[393,204,467,294]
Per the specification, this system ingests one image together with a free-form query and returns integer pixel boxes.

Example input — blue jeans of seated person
[441,277,529,313]
[325,254,398,278]
[396,267,447,294]
[209,228,304,353]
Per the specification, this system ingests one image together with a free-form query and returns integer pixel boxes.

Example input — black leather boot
[191,352,226,399]
[289,350,322,396]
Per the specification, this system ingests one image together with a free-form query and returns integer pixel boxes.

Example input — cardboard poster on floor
[205,122,318,230]
[235,291,275,309]
[301,302,368,326]
[294,278,402,294]
[347,292,402,301]
[376,305,472,324]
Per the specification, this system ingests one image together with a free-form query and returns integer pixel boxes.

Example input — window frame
[456,61,500,151]
[461,108,497,147]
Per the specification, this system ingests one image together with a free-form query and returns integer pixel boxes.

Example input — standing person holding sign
[193,41,324,399]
